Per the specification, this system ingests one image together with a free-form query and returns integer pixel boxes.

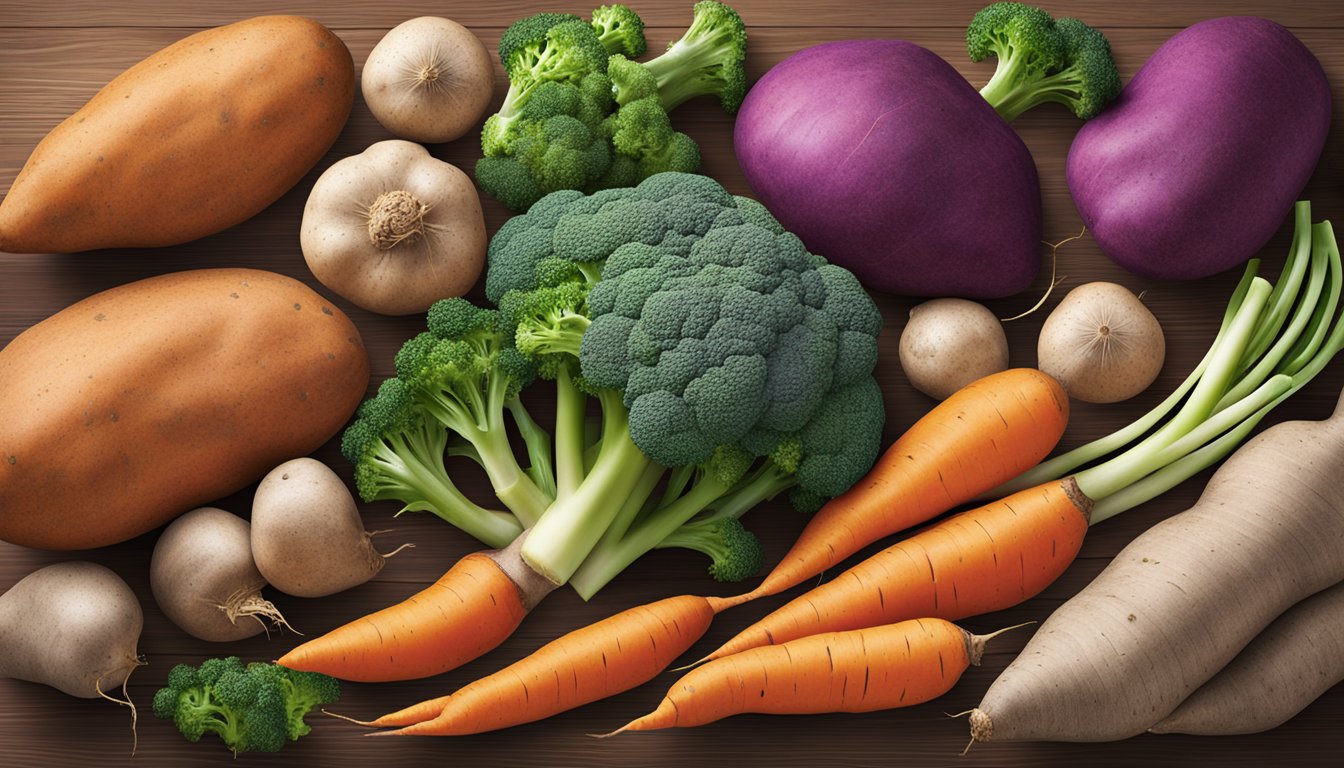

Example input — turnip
[970,387,1344,742]
[898,299,1009,400]
[1068,17,1331,280]
[0,561,143,699]
[1036,282,1165,403]
[251,458,411,598]
[150,507,291,642]
[361,17,495,144]
[1151,580,1344,736]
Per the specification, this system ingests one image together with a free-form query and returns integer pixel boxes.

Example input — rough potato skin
[0,15,354,253]
[0,268,370,549]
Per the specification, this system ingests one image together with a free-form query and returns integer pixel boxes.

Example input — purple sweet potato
[734,39,1042,298]
[1067,17,1330,281]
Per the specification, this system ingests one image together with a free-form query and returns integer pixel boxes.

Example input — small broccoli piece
[498,12,584,67]
[602,97,702,178]
[591,4,647,58]
[611,1,748,113]
[656,516,763,582]
[153,659,339,755]
[968,2,1120,121]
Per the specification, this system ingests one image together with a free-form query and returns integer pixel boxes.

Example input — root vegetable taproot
[349,595,715,735]
[605,618,1017,733]
[277,535,552,682]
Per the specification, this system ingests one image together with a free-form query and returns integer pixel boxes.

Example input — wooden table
[2,1,1342,765]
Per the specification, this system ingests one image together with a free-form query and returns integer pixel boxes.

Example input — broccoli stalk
[967,2,1121,121]
[152,658,339,755]
[619,0,748,112]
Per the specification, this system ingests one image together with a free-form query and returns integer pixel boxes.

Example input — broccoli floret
[602,96,702,178]
[394,298,554,524]
[153,659,339,755]
[591,4,647,58]
[968,2,1120,121]
[479,4,747,211]
[612,1,748,113]
[656,516,763,582]
[340,378,525,549]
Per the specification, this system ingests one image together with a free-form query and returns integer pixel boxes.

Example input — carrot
[708,368,1068,612]
[604,618,1017,733]
[704,480,1090,661]
[360,595,714,735]
[277,542,553,682]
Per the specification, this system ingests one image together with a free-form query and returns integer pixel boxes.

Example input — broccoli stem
[569,469,736,600]
[553,366,588,501]
[708,459,796,521]
[367,434,523,549]
[599,461,667,549]
[643,37,732,112]
[507,397,556,500]
[519,389,660,584]
[984,66,1085,121]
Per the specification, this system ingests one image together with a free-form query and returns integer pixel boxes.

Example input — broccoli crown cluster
[152,658,339,755]
[967,1,1121,120]
[477,3,748,213]
[488,172,885,504]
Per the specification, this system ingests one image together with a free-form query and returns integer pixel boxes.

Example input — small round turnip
[251,458,410,598]
[150,507,291,642]
[361,17,494,144]
[1037,282,1165,403]
[898,298,1010,400]
[0,561,144,699]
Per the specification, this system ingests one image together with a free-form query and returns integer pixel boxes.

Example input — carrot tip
[589,726,629,739]
[322,708,378,727]
[706,592,753,613]
[363,728,404,738]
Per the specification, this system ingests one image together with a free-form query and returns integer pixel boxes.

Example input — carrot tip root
[589,726,630,739]
[322,709,378,727]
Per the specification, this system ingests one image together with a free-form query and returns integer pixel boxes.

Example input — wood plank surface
[1,1,1342,766]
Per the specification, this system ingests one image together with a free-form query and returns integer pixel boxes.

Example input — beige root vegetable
[898,298,1009,399]
[151,507,292,642]
[969,391,1344,742]
[251,458,411,598]
[0,562,143,699]
[361,17,494,143]
[1037,282,1165,403]
[300,139,486,315]
[1151,580,1344,736]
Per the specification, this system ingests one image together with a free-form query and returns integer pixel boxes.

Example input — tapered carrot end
[322,709,379,728]
[705,592,752,613]
[588,724,631,739]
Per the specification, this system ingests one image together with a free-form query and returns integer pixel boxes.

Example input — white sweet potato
[970,391,1344,742]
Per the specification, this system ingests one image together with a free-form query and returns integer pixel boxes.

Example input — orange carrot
[606,618,1015,733]
[277,550,538,682]
[362,595,715,735]
[709,368,1067,612]
[703,478,1090,662]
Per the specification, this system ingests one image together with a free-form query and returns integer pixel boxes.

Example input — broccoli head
[656,515,764,582]
[153,658,339,755]
[968,2,1120,121]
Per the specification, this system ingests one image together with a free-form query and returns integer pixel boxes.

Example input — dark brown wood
[2,2,1342,766]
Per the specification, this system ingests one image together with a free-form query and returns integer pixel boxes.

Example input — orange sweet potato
[0,269,370,550]
[0,16,354,254]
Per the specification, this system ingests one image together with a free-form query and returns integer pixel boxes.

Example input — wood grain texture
[1,1,1342,766]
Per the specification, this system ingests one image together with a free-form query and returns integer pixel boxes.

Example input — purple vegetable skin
[734,39,1042,298]
[1068,17,1330,281]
